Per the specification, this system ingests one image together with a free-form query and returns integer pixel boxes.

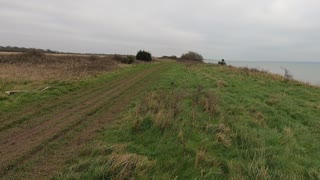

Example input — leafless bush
[281,67,293,80]
[181,51,204,62]
[113,54,135,64]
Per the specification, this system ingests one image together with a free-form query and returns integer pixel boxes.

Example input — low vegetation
[0,46,58,53]
[136,50,152,62]
[0,52,119,81]
[160,55,178,60]
[181,51,204,62]
[281,67,294,81]
[113,54,135,64]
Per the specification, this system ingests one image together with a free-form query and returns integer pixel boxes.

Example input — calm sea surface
[204,60,320,86]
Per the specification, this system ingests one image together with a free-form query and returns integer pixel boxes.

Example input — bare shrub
[281,67,293,80]
[113,54,135,64]
[181,51,204,62]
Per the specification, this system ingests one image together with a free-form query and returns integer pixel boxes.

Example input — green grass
[0,63,157,114]
[48,62,320,179]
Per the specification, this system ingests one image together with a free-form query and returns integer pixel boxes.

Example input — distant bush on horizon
[0,45,58,54]
[180,51,203,62]
[160,55,177,60]
[136,50,152,62]
[23,49,46,59]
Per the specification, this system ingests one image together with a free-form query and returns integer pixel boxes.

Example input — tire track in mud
[0,66,153,146]
[0,67,145,132]
[0,63,169,178]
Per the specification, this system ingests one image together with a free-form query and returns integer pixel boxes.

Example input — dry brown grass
[200,90,218,116]
[217,80,227,87]
[155,110,171,129]
[0,54,119,81]
[0,52,22,55]
[132,90,185,130]
[106,153,154,179]
[195,149,206,167]
[216,124,232,147]
[177,130,185,145]
[252,112,266,127]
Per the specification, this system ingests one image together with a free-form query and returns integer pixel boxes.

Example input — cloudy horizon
[1,0,320,61]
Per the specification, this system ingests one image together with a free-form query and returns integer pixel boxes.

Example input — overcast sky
[1,0,320,61]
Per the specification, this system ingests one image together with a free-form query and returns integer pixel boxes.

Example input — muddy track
[0,63,169,178]
[0,67,145,132]
[0,66,155,145]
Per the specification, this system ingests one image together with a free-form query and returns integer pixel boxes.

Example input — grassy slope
[23,62,320,179]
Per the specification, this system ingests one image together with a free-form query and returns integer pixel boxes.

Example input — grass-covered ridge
[59,62,320,179]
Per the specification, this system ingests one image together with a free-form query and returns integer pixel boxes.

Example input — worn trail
[0,63,169,179]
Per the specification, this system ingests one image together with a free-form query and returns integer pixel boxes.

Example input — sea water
[204,60,320,86]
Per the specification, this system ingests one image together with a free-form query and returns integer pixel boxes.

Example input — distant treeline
[0,46,59,53]
[0,46,111,56]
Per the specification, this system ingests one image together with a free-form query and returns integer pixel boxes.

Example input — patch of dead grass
[216,124,232,147]
[0,54,119,81]
[106,153,154,179]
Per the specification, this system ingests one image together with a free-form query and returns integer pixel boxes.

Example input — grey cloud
[1,0,320,61]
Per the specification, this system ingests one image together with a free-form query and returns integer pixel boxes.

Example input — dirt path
[0,62,169,179]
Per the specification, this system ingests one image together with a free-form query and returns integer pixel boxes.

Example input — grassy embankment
[1,54,319,179]
[57,62,320,179]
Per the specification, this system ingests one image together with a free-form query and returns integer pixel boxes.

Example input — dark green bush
[136,50,152,61]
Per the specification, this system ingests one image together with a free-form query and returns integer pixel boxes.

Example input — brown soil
[0,63,169,179]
